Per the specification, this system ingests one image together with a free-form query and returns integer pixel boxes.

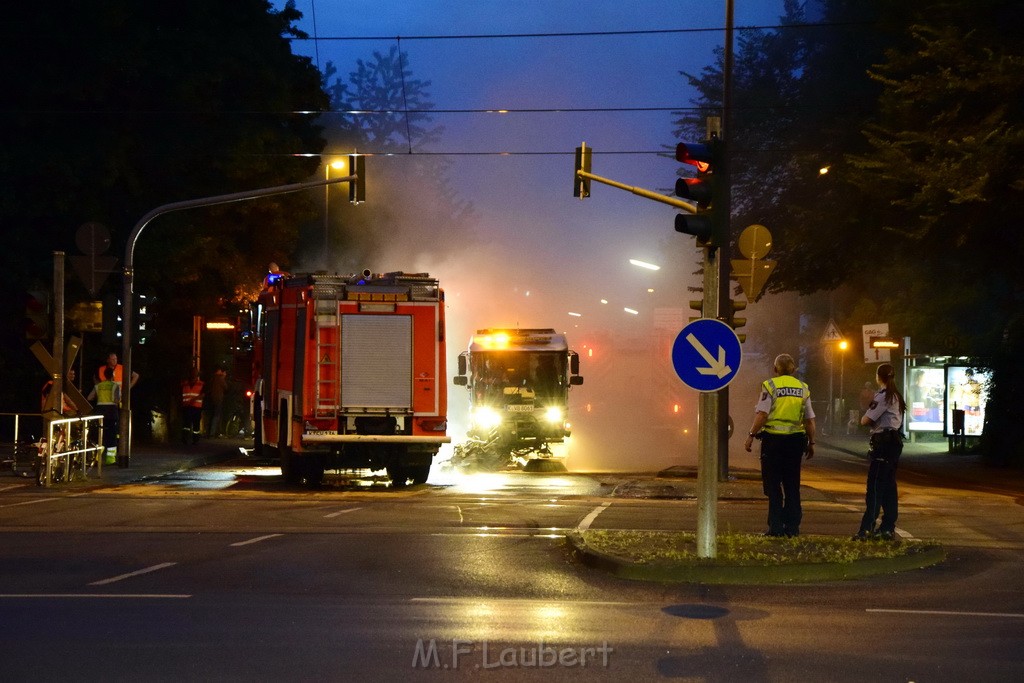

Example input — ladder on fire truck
[314,295,341,415]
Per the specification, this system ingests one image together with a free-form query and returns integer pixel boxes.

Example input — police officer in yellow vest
[744,353,817,537]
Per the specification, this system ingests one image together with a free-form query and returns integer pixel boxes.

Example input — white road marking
[0,498,57,508]
[867,609,1024,619]
[0,594,190,599]
[230,533,283,547]
[324,507,363,518]
[0,484,29,492]
[576,502,610,532]
[89,562,177,586]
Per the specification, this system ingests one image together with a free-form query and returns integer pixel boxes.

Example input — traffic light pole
[697,244,723,558]
[118,173,358,465]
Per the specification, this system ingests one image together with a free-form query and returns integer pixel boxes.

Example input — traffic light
[723,298,747,343]
[688,299,704,322]
[349,154,365,204]
[135,293,156,345]
[24,290,51,340]
[573,144,592,198]
[102,292,123,346]
[674,139,724,248]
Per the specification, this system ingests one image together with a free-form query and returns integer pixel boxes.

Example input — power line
[289,22,875,43]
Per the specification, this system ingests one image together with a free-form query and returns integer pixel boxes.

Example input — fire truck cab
[252,270,449,486]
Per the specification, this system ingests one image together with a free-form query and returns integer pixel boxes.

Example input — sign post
[672,318,742,559]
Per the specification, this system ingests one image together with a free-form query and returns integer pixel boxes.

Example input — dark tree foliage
[674,0,1024,463]
[1,1,328,416]
[316,47,477,272]
[846,1,1024,465]
[324,46,443,153]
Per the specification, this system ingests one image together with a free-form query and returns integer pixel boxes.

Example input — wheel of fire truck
[279,445,302,485]
[302,459,325,488]
[252,395,265,454]
[386,449,432,487]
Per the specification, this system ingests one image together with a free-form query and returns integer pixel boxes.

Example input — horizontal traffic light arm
[574,169,700,213]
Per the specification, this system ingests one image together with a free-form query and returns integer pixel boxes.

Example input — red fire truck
[252,270,449,486]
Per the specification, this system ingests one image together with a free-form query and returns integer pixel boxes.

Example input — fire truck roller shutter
[341,314,412,409]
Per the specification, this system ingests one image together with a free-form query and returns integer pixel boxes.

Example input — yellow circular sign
[738,224,772,259]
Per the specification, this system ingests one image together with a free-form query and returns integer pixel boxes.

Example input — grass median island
[568,530,946,583]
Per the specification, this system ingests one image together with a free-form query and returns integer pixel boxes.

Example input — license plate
[506,404,533,413]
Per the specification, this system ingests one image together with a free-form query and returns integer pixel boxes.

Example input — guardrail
[1,412,106,486]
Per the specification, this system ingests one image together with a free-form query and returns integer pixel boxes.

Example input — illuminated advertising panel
[907,366,945,432]
[945,366,990,437]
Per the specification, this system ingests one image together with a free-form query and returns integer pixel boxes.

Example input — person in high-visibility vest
[180,367,205,445]
[42,368,78,416]
[87,366,122,465]
[744,353,817,537]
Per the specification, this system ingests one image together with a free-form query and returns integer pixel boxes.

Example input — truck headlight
[472,407,502,429]
[543,406,564,424]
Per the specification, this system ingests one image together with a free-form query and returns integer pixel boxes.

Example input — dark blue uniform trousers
[759,432,807,536]
[859,430,903,535]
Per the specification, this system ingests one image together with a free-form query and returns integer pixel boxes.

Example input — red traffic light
[676,142,713,172]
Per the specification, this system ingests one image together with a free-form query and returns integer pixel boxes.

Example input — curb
[566,532,946,584]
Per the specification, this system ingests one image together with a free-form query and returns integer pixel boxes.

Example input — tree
[1,0,329,416]
[317,47,477,272]
[843,1,1024,464]
[324,46,443,153]
[674,0,1024,462]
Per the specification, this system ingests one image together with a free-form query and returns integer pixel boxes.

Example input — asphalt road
[1,446,1022,681]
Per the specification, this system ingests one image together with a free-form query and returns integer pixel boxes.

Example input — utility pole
[119,173,361,465]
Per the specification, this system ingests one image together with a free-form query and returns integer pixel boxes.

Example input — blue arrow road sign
[672,318,743,392]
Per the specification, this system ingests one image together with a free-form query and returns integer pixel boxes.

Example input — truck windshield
[472,351,566,400]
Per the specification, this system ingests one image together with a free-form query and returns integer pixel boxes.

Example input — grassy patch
[576,530,931,566]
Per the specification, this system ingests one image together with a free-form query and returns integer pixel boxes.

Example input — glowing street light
[629,259,660,271]
[624,307,639,315]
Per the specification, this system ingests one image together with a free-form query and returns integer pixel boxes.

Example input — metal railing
[1,412,106,486]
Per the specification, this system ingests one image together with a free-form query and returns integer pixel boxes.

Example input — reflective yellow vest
[762,375,809,435]
[94,380,119,406]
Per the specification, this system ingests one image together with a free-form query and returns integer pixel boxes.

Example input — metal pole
[828,351,834,436]
[696,246,721,559]
[118,174,357,464]
[324,164,330,263]
[717,0,734,482]
[53,252,65,419]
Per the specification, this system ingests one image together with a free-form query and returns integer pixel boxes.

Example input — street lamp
[324,158,347,262]
[628,258,660,271]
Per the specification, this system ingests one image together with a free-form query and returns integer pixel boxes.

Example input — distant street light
[624,307,639,315]
[629,258,660,271]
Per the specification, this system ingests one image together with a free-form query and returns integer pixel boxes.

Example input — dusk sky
[273,1,791,469]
